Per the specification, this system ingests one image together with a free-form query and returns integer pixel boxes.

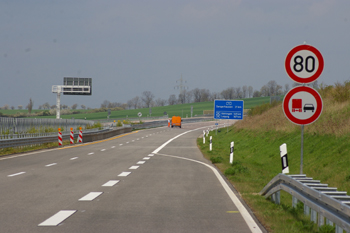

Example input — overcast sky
[1,0,349,109]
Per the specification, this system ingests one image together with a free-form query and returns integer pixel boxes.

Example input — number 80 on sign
[285,44,324,84]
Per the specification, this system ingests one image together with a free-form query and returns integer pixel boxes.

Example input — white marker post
[209,136,212,151]
[280,143,289,174]
[230,141,234,164]
[203,130,205,144]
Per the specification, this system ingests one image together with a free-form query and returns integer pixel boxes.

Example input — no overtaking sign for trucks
[283,84,323,125]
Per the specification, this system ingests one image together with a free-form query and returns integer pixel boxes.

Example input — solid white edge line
[102,180,120,187]
[79,192,103,201]
[38,210,76,226]
[151,125,262,233]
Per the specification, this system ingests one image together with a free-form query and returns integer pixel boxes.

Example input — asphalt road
[0,121,263,233]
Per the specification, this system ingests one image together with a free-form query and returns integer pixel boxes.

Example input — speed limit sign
[285,44,324,84]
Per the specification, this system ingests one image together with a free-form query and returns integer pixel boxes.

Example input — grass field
[197,92,350,232]
[0,97,271,120]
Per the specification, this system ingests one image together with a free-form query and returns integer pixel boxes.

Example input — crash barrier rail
[260,174,350,233]
[0,117,95,135]
[0,128,103,140]
[0,127,131,149]
[130,117,213,130]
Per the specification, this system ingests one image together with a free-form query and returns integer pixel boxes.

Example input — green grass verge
[0,140,74,157]
[198,127,345,232]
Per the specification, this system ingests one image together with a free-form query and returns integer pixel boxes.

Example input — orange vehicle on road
[171,116,182,128]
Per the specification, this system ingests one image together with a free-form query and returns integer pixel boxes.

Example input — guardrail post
[311,209,317,223]
[318,214,324,227]
[271,191,280,205]
[335,225,343,233]
[304,204,310,216]
[326,218,333,226]
[203,130,205,144]
[292,196,298,208]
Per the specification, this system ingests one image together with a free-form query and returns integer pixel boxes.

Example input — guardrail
[260,174,350,232]
[0,127,131,149]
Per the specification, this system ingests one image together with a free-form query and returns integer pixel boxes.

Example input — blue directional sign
[214,100,244,120]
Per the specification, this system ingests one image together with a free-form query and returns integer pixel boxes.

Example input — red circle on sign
[285,45,324,84]
[283,86,323,125]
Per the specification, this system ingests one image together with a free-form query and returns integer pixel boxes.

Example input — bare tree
[178,92,186,104]
[71,104,78,110]
[168,94,177,105]
[141,91,154,108]
[210,92,220,101]
[42,102,50,110]
[11,106,14,110]
[200,89,210,102]
[248,86,254,98]
[27,98,33,114]
[260,85,269,97]
[253,90,261,97]
[266,80,282,96]
[155,98,166,107]
[242,85,248,98]
[101,100,110,108]
[284,83,290,94]
[129,96,141,109]
[18,105,23,110]
[3,104,9,110]
[81,104,86,110]
[192,88,202,102]
[221,87,235,99]
[236,87,242,99]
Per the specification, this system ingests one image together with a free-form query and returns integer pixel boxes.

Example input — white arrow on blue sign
[214,100,244,120]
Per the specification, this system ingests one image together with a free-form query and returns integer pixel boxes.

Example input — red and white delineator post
[70,128,74,144]
[78,127,83,143]
[58,128,62,146]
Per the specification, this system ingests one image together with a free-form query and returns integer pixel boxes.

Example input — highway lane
[0,121,263,232]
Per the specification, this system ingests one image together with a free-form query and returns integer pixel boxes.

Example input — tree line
[1,80,319,112]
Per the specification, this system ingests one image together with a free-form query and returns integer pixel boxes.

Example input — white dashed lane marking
[111,146,115,148]
[45,163,57,167]
[143,157,150,160]
[137,161,145,164]
[8,172,26,177]
[102,180,120,187]
[70,157,78,160]
[101,149,106,152]
[88,152,94,155]
[118,172,131,177]
[79,192,103,201]
[129,166,139,170]
[38,210,76,227]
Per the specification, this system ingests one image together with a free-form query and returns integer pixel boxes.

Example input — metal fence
[0,117,95,136]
